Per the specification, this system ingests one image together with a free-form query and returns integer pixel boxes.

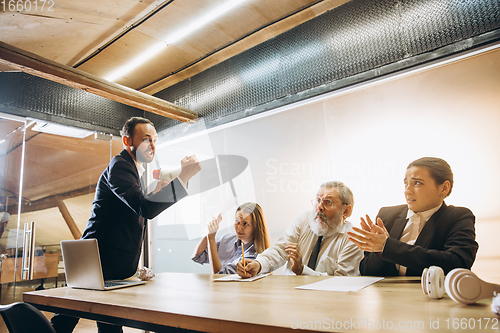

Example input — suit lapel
[415,203,447,247]
[120,149,139,176]
[138,171,146,191]
[119,150,146,224]
[120,149,143,185]
[390,207,409,239]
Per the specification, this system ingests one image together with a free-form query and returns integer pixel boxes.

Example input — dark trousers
[50,313,123,333]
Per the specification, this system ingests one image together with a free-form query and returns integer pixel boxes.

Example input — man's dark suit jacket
[359,203,478,277]
[81,150,187,280]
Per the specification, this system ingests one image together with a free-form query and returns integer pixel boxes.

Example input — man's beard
[133,142,154,163]
[309,209,343,237]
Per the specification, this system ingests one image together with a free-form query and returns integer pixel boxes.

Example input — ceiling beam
[0,41,197,123]
[57,200,82,240]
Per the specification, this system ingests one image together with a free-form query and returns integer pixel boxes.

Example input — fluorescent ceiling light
[105,42,168,82]
[31,122,94,138]
[105,0,249,82]
[164,0,248,45]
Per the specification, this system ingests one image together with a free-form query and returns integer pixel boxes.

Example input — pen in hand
[242,244,246,270]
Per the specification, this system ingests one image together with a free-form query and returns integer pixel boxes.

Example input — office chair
[0,302,56,333]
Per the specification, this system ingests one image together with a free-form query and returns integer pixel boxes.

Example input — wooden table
[23,273,500,332]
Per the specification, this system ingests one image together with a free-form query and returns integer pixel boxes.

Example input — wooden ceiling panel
[1,0,349,92]
[0,0,162,66]
[135,0,223,39]
[77,29,180,81]
[20,135,122,201]
[77,0,322,89]
[311,0,350,15]
[121,46,203,89]
[26,129,120,156]
[0,119,24,139]
[0,126,122,205]
[77,1,237,86]
[22,166,105,202]
[0,151,24,202]
[248,0,319,20]
[22,147,106,200]
[0,128,25,202]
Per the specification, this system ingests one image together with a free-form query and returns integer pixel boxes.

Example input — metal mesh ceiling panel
[0,72,168,135]
[155,0,500,137]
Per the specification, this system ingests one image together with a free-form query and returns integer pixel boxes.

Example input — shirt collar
[236,238,254,250]
[135,160,145,176]
[406,202,443,222]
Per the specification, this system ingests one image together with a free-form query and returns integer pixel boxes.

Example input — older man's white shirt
[256,210,363,276]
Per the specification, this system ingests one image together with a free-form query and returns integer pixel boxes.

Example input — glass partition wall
[0,113,118,304]
[0,114,27,303]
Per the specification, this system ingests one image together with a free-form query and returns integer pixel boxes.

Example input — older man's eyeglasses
[311,197,348,209]
[311,198,334,209]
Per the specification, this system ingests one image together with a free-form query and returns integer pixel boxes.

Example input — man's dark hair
[407,157,454,197]
[120,117,154,138]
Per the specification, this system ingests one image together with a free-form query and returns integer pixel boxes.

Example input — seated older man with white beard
[237,181,363,277]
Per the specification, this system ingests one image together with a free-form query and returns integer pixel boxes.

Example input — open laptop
[61,239,146,290]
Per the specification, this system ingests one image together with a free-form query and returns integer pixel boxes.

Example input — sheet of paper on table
[296,276,384,292]
[214,273,272,282]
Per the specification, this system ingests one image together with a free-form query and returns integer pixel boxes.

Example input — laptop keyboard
[104,281,127,288]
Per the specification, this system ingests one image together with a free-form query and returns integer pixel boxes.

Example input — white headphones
[422,266,445,299]
[421,266,500,304]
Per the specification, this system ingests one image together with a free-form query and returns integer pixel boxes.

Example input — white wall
[150,46,500,276]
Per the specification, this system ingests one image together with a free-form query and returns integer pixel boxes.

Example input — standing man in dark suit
[347,157,478,277]
[51,117,201,333]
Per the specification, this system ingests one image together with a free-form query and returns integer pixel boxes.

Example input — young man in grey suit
[51,117,201,333]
